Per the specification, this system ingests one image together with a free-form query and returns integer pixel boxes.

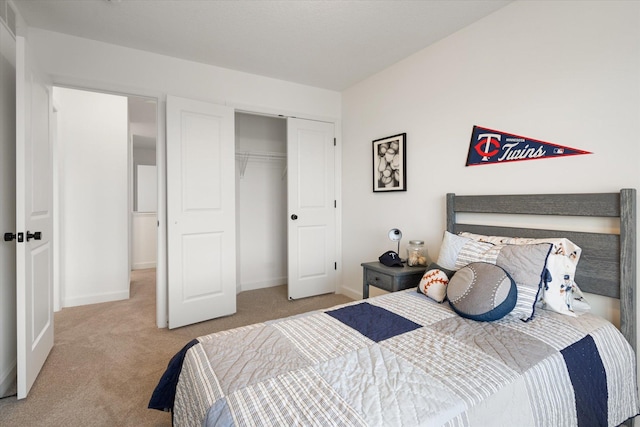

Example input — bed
[150,190,639,426]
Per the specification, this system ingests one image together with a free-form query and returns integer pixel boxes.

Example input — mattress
[152,289,639,426]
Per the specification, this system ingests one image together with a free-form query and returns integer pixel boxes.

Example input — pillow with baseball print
[447,262,517,322]
[418,263,455,303]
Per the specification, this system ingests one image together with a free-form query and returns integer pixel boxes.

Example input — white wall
[235,113,287,292]
[132,212,157,270]
[341,0,640,337]
[55,87,130,307]
[0,20,17,397]
[27,28,341,121]
[132,145,156,165]
[135,164,156,213]
[132,146,157,269]
[25,27,341,327]
[132,144,156,213]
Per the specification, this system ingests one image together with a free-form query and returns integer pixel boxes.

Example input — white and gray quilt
[167,290,639,426]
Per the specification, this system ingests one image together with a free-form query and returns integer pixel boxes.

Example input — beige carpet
[0,269,353,426]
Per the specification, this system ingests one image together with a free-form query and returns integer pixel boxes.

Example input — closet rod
[236,151,286,178]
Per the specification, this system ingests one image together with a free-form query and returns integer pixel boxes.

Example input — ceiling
[13,0,512,91]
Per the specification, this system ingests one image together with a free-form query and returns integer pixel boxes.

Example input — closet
[235,112,288,293]
[166,100,336,327]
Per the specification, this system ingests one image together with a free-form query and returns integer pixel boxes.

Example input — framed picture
[372,133,406,192]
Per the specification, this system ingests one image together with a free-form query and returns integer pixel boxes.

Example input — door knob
[26,231,42,242]
[4,232,24,242]
[290,214,298,220]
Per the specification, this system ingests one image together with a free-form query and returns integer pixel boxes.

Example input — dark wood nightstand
[361,262,426,298]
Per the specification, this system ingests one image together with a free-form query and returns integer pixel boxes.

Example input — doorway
[129,96,158,274]
[166,101,338,327]
[234,112,338,300]
[235,112,288,294]
[53,87,158,310]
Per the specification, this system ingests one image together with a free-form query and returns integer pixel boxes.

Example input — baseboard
[241,279,363,300]
[240,277,287,292]
[339,286,362,301]
[63,289,130,308]
[0,361,16,397]
[132,262,156,270]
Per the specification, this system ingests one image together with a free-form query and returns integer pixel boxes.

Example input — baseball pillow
[418,263,454,303]
[447,262,517,322]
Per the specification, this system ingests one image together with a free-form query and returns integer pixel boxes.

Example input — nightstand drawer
[361,262,426,298]
[365,269,393,290]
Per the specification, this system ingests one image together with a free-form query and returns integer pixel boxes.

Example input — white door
[287,118,336,299]
[166,96,236,328]
[15,36,54,399]
[0,16,17,399]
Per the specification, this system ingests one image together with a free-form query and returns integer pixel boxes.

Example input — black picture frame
[372,133,406,192]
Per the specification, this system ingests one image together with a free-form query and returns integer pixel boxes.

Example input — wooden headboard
[446,190,637,352]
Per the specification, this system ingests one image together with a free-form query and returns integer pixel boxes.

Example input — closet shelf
[236,151,287,178]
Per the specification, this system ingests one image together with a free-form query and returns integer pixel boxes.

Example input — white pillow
[436,231,471,271]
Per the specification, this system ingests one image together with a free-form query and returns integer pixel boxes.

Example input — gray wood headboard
[446,189,637,353]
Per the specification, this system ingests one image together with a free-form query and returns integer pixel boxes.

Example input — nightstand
[361,262,426,298]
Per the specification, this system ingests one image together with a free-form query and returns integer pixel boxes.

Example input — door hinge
[334,200,336,208]
[334,262,337,270]
[334,138,336,146]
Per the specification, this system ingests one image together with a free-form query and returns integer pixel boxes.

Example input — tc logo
[474,133,501,161]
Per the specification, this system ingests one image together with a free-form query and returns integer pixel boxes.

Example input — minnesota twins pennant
[466,126,592,166]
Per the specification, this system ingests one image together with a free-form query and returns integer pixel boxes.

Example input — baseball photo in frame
[372,133,406,192]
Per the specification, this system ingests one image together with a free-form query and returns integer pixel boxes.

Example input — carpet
[0,269,352,426]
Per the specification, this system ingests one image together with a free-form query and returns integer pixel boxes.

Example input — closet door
[287,118,336,299]
[166,96,236,328]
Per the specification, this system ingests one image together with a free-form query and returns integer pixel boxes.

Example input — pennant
[466,126,592,166]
